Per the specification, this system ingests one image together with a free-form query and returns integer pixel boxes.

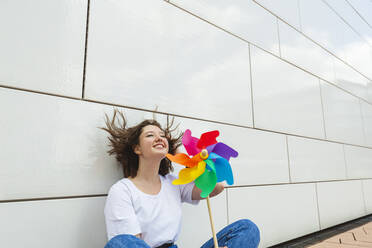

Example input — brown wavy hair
[101,109,183,178]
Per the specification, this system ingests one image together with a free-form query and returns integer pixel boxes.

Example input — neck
[135,157,162,183]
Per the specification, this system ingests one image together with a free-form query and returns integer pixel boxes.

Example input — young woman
[102,110,260,248]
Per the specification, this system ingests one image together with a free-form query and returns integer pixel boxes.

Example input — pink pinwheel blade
[182,129,200,156]
[210,143,238,161]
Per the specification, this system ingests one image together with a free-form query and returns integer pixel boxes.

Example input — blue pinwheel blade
[214,157,234,185]
[208,152,222,160]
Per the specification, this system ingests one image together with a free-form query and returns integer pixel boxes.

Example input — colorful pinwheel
[166,129,238,198]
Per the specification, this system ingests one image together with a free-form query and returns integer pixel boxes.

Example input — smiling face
[134,125,169,159]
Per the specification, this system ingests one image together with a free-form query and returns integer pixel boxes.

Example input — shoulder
[162,173,179,186]
[163,173,177,181]
[108,178,133,197]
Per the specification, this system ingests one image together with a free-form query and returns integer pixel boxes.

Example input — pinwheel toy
[166,129,238,248]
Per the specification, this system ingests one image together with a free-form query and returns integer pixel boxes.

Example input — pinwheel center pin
[200,149,208,160]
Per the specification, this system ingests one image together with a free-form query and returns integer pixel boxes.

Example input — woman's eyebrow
[145,130,165,135]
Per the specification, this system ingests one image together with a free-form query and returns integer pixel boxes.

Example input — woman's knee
[234,219,260,238]
[104,234,149,248]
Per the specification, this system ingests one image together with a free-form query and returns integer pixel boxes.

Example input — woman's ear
[133,144,141,155]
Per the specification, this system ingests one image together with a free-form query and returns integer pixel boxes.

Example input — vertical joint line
[342,145,349,179]
[226,188,230,225]
[276,18,281,57]
[361,180,367,214]
[286,136,292,183]
[359,99,367,145]
[318,78,327,139]
[315,183,322,230]
[248,44,255,128]
[297,0,303,31]
[82,0,91,99]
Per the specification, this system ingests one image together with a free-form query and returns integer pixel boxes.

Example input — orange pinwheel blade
[197,130,219,149]
[166,153,198,168]
[190,152,203,164]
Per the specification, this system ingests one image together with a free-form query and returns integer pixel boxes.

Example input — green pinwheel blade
[195,169,217,198]
[205,159,216,172]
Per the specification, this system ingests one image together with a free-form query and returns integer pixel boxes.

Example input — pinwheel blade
[205,159,216,172]
[197,130,219,149]
[211,142,238,161]
[214,158,234,185]
[190,153,203,165]
[166,153,198,168]
[195,169,217,198]
[172,161,206,185]
[208,152,222,160]
[182,129,200,156]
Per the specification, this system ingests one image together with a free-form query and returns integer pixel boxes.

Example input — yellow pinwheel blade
[173,161,206,185]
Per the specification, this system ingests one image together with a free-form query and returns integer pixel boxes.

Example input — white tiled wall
[178,191,228,247]
[1,0,372,247]
[0,197,107,247]
[316,180,366,229]
[287,136,346,182]
[363,179,372,214]
[0,87,167,200]
[0,0,87,97]
[344,145,372,179]
[85,0,253,126]
[361,100,372,147]
[320,80,365,145]
[250,45,325,139]
[169,0,280,55]
[299,0,372,79]
[278,20,335,83]
[228,184,320,247]
[254,0,301,30]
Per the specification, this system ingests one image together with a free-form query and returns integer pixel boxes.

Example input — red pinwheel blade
[196,130,219,149]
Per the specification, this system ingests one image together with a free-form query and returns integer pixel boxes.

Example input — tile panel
[85,0,253,126]
[0,87,167,200]
[316,180,366,229]
[0,0,86,97]
[228,184,320,247]
[250,46,325,139]
[287,136,346,182]
[0,197,107,247]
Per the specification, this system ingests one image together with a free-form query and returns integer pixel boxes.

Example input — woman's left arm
[192,182,225,200]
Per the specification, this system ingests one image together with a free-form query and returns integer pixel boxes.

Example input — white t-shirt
[104,174,199,247]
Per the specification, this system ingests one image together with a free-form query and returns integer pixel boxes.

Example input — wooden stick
[206,196,219,248]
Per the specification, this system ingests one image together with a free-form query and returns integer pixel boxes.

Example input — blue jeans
[104,219,260,248]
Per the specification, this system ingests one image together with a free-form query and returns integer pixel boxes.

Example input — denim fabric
[200,219,260,248]
[104,234,151,248]
[104,219,259,248]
